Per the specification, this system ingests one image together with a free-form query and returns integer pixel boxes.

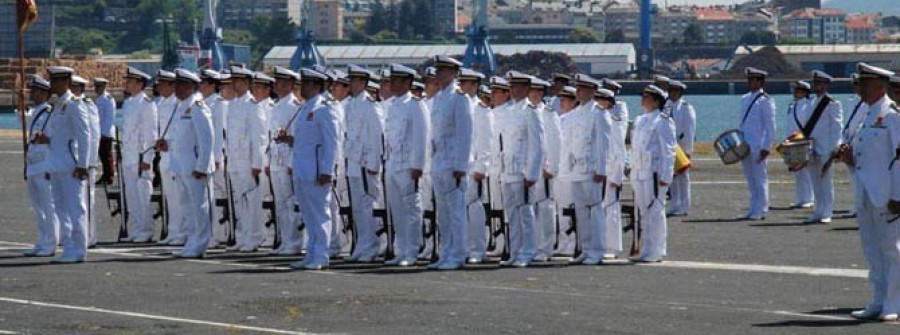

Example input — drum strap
[801,95,832,138]
[843,100,864,136]
[740,93,765,127]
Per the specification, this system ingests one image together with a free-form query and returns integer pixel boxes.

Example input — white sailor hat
[745,67,768,78]
[71,75,88,86]
[424,66,437,78]
[595,88,616,99]
[29,75,51,91]
[434,55,462,68]
[331,69,349,85]
[558,86,576,99]
[46,66,74,79]
[389,64,417,79]
[412,81,425,91]
[367,81,380,90]
[478,84,491,97]
[857,63,894,80]
[792,80,811,91]
[93,77,109,85]
[125,67,151,82]
[459,68,485,82]
[272,66,300,81]
[602,78,622,91]
[891,75,900,85]
[490,76,510,90]
[668,80,687,90]
[642,85,668,101]
[229,66,254,79]
[299,67,329,82]
[530,77,551,89]
[156,70,176,82]
[200,69,220,81]
[175,68,202,83]
[574,74,600,89]
[218,73,233,84]
[379,69,391,81]
[811,70,833,83]
[552,73,572,83]
[653,75,670,84]
[347,64,374,80]
[252,72,275,85]
[851,73,860,83]
[506,71,532,85]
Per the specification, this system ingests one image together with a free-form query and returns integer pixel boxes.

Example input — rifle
[222,154,238,247]
[114,131,130,241]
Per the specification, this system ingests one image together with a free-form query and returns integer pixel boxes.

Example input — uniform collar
[277,93,297,106]
[440,80,457,95]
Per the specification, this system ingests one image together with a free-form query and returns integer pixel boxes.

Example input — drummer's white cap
[642,85,668,101]
[668,80,687,90]
[857,63,894,81]
[811,70,833,83]
[744,67,768,78]
[792,80,811,91]
[653,75,670,84]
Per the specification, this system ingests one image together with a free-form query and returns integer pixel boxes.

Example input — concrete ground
[0,138,895,335]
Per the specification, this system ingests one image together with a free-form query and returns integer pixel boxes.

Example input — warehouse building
[733,44,900,77]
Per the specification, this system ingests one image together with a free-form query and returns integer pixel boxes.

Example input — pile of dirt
[0,58,127,90]
[725,46,804,79]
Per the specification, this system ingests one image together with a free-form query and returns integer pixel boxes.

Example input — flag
[16,0,39,34]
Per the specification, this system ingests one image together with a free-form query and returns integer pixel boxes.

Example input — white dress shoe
[51,255,85,264]
[532,255,550,262]
[398,259,417,267]
[437,262,463,270]
[851,309,881,320]
[226,244,244,252]
[512,260,530,268]
[602,253,617,260]
[238,245,258,253]
[167,238,186,246]
[303,262,328,270]
[466,256,483,264]
[568,255,587,265]
[581,257,601,265]
[819,217,832,224]
[427,261,444,269]
[880,313,899,322]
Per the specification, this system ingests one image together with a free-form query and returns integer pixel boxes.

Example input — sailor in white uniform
[843,63,900,322]
[552,86,579,257]
[155,70,189,245]
[802,71,843,224]
[198,69,228,247]
[530,77,561,262]
[666,81,696,217]
[785,81,815,209]
[842,74,864,218]
[486,76,512,258]
[267,67,304,255]
[738,67,776,220]
[457,68,491,264]
[22,76,60,257]
[595,88,625,259]
[70,75,101,248]
[630,85,676,263]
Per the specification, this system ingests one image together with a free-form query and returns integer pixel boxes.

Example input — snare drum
[779,139,814,169]
[714,129,750,165]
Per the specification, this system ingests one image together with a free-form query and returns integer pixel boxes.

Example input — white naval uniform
[466,98,494,260]
[667,98,695,215]
[486,100,513,258]
[494,97,543,264]
[168,94,215,256]
[24,102,60,254]
[630,108,676,261]
[602,103,627,256]
[205,93,228,245]
[802,93,842,220]
[82,95,101,247]
[384,92,430,262]
[329,98,349,257]
[226,92,269,250]
[554,109,576,256]
[344,91,385,260]
[269,94,303,253]
[850,96,900,316]
[786,97,815,206]
[45,91,91,260]
[534,102,561,260]
[738,89,776,217]
[291,93,340,267]
[121,92,158,241]
[557,101,608,262]
[418,96,436,260]
[843,95,866,214]
[158,94,187,243]
[429,82,474,267]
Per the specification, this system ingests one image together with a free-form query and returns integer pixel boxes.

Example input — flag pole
[17,19,29,180]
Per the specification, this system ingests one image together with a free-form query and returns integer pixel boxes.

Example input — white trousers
[503,180,536,262]
[175,174,213,255]
[434,171,468,264]
[271,170,302,252]
[51,172,88,259]
[740,151,769,216]
[160,157,187,241]
[230,168,265,248]
[27,173,59,252]
[633,178,668,260]
[466,176,487,259]
[857,190,900,314]
[554,180,575,255]
[792,167,814,205]
[87,169,97,246]
[809,155,834,219]
[123,164,154,240]
[387,170,423,261]
[418,174,436,259]
[533,176,557,259]
[295,179,333,266]
[570,180,603,259]
[349,173,381,259]
[212,166,228,244]
[330,173,350,255]
[669,170,691,214]
[601,182,623,256]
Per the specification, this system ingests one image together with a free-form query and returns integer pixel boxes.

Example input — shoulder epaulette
[195,100,206,107]
[293,99,301,105]
[366,95,377,102]
[478,101,488,108]
[611,114,623,122]
[144,96,152,103]
[660,112,671,120]
[249,97,257,104]
[890,103,899,113]
[72,96,81,101]
[455,88,466,96]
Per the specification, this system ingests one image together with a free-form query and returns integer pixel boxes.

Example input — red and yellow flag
[16,0,38,34]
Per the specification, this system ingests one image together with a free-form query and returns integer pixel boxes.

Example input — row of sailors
[21,57,694,271]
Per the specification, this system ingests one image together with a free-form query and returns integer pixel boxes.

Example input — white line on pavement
[0,330,19,335]
[644,261,868,279]
[0,151,23,154]
[0,297,324,335]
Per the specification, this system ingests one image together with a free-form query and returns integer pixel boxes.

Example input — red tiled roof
[695,8,732,21]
